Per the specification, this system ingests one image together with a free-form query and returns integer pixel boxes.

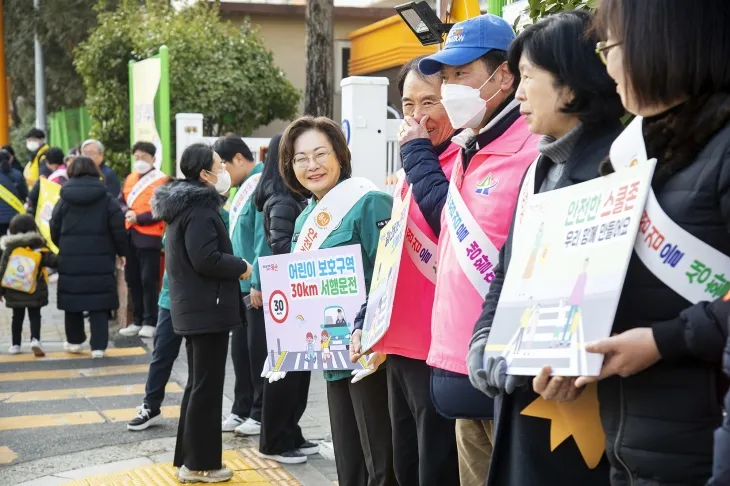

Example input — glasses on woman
[293,149,334,169]
[595,41,621,65]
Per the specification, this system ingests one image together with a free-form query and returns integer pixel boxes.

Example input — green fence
[48,107,92,153]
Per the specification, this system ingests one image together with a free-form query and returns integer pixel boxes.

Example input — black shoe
[298,441,320,455]
[127,404,162,431]
[257,449,307,464]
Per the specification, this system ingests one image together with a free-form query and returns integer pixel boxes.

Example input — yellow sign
[35,179,61,254]
[521,383,606,469]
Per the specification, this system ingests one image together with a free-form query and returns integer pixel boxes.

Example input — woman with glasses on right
[569,1,730,485]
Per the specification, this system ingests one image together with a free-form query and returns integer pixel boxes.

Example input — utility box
[340,76,390,190]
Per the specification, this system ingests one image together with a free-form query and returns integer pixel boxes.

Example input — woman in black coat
[574,2,730,484]
[251,134,312,463]
[50,157,127,358]
[151,143,250,483]
[467,12,624,486]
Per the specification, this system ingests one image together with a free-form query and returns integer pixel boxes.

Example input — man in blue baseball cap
[397,13,541,486]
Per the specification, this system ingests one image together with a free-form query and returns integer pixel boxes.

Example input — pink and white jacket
[427,108,540,375]
[372,143,460,360]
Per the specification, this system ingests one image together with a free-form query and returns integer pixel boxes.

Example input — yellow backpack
[1,247,47,294]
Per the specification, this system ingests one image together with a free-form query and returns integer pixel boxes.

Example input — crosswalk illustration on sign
[502,299,589,376]
[270,349,352,371]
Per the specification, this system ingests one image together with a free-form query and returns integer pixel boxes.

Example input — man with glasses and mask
[398,13,540,486]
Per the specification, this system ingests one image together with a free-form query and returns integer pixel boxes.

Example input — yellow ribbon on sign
[0,184,25,215]
[520,382,606,469]
[35,179,61,254]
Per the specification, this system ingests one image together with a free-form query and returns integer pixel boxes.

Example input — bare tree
[304,0,334,118]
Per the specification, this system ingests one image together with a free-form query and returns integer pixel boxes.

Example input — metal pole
[33,0,46,132]
[0,0,9,145]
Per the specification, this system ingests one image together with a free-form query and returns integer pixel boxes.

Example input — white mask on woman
[440,65,504,129]
[26,140,40,152]
[208,168,231,194]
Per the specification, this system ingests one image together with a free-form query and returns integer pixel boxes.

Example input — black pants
[387,355,459,486]
[144,308,182,412]
[230,294,266,421]
[11,307,41,346]
[260,371,310,455]
[65,310,109,351]
[328,370,397,486]
[124,240,160,328]
[174,331,229,471]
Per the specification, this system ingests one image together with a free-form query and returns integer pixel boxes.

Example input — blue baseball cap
[419,14,516,75]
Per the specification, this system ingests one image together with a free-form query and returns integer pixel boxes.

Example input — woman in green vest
[279,116,397,486]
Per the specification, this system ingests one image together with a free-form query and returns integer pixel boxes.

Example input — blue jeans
[144,307,182,412]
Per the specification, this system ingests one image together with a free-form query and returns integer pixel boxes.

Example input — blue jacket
[100,162,121,200]
[400,137,454,238]
[0,168,28,224]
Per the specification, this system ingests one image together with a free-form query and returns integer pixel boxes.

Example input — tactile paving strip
[62,449,301,485]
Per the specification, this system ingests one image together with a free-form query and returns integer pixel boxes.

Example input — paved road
[0,341,182,467]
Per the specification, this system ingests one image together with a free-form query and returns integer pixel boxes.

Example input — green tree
[3,0,128,118]
[515,0,595,30]
[74,1,300,175]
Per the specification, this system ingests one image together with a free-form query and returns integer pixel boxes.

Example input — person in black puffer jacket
[151,143,250,483]
[251,134,312,463]
[569,2,730,485]
[50,157,127,357]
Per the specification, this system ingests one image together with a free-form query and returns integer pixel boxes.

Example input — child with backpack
[2,214,58,356]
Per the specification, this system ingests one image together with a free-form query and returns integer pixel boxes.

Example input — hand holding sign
[574,328,661,387]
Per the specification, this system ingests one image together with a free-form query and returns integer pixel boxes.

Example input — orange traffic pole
[0,0,8,146]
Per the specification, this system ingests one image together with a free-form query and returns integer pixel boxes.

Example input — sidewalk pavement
[1,283,339,485]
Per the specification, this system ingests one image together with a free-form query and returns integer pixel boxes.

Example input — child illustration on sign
[555,257,589,347]
[321,330,332,364]
[305,332,316,362]
[523,222,544,280]
[335,308,346,325]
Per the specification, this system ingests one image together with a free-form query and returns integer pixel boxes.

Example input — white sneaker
[221,413,246,432]
[119,324,142,336]
[177,465,233,483]
[30,338,45,357]
[138,325,156,338]
[64,342,83,354]
[8,344,20,354]
[234,418,261,436]
[91,350,105,358]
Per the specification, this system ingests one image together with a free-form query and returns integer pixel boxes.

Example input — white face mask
[26,141,40,152]
[133,160,153,174]
[208,168,231,194]
[440,65,504,129]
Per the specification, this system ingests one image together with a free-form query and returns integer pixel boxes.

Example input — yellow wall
[227,13,375,138]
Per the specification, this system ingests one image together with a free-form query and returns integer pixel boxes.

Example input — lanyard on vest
[444,182,500,297]
[127,169,166,209]
[294,177,378,253]
[610,117,730,304]
[0,184,24,214]
[229,173,262,239]
[392,169,439,284]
